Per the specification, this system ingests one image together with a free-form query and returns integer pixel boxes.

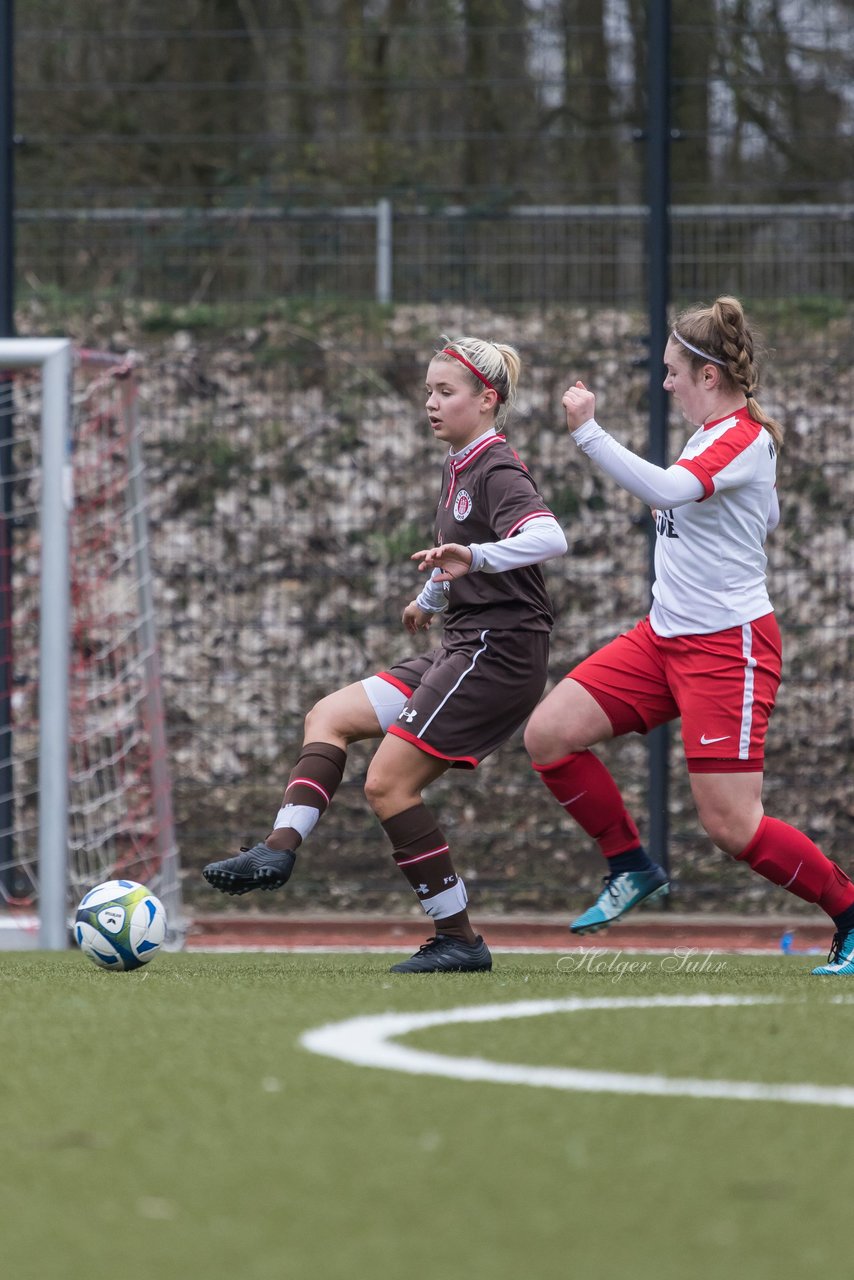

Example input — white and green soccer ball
[74,879,167,971]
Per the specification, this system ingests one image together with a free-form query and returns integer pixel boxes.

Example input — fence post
[0,0,15,899]
[646,0,671,886]
[375,198,392,304]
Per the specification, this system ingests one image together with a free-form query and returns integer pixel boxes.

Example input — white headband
[672,329,726,366]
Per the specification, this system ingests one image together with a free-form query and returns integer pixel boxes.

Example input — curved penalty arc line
[300,993,854,1109]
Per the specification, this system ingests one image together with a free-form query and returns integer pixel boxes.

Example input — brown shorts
[380,627,549,768]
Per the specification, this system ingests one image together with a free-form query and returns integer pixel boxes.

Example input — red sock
[532,750,641,858]
[736,816,854,918]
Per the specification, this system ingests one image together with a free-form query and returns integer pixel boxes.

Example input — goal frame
[1,339,72,948]
[0,338,181,949]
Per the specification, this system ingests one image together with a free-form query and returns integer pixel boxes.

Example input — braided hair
[673,296,783,450]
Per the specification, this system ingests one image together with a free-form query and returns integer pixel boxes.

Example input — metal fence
[16,203,854,307]
[124,306,853,917]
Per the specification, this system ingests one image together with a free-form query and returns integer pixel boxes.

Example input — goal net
[0,340,182,949]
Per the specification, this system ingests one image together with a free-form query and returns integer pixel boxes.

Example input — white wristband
[415,568,448,613]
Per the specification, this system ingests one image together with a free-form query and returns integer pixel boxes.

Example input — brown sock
[266,741,347,852]
[432,909,478,945]
[382,804,476,944]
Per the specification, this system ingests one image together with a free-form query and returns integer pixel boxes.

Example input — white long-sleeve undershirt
[571,418,704,507]
[571,417,780,530]
[469,515,567,572]
[415,515,567,613]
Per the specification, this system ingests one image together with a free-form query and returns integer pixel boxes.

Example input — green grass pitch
[1,949,850,1280]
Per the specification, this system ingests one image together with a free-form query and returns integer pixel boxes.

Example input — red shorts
[568,613,782,773]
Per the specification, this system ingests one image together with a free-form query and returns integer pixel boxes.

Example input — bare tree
[670,0,715,199]
[460,0,537,196]
[558,0,618,199]
[14,0,854,206]
[721,0,853,199]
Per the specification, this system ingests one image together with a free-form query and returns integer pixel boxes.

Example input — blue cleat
[811,928,854,975]
[570,864,670,935]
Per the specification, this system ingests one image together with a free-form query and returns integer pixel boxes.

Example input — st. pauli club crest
[453,489,473,521]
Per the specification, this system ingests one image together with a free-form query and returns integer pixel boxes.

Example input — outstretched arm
[562,381,704,509]
[411,543,474,582]
[412,516,567,582]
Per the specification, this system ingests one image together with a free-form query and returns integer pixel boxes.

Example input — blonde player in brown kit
[204,336,567,972]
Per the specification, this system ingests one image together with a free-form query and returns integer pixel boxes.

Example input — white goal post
[0,338,182,949]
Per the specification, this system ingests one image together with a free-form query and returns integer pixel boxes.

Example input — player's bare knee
[525,715,583,762]
[698,808,755,858]
[304,692,346,741]
[364,763,419,820]
[363,773,400,820]
[524,715,559,762]
[363,765,389,813]
[522,717,541,759]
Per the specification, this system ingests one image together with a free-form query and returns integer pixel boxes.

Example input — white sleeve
[468,515,568,574]
[571,418,705,508]
[415,568,449,613]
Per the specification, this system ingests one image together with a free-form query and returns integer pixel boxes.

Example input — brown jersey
[434,433,556,632]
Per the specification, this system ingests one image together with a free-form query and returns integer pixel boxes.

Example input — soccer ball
[74,879,167,971]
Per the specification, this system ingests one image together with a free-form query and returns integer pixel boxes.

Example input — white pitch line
[301,993,854,1109]
[188,945,783,955]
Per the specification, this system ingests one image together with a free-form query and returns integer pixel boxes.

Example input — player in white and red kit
[525,295,854,975]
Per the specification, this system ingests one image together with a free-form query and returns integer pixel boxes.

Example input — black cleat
[390,933,493,974]
[203,843,297,896]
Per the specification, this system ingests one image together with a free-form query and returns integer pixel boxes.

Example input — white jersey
[651,409,777,636]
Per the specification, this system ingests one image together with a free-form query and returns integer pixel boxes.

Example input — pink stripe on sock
[396,844,451,866]
[285,777,330,804]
